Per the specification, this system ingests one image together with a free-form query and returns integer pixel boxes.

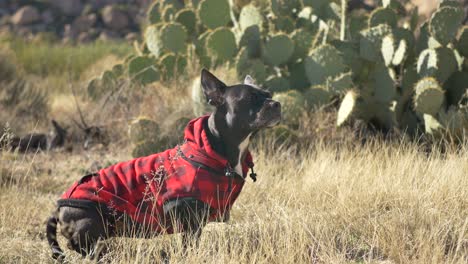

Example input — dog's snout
[267,100,280,109]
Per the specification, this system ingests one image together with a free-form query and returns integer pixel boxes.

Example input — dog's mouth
[253,101,281,129]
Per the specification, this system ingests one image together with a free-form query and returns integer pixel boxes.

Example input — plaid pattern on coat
[59,115,254,233]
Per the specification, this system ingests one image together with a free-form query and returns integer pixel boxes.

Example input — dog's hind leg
[46,209,65,261]
[58,206,111,260]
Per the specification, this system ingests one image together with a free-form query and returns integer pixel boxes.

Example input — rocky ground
[0,0,159,43]
[0,0,466,44]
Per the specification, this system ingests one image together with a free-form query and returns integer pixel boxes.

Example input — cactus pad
[290,29,314,62]
[392,38,407,66]
[359,24,393,62]
[239,4,263,32]
[444,71,468,105]
[175,8,197,34]
[162,5,177,21]
[369,7,397,28]
[206,27,237,63]
[304,86,331,109]
[327,72,353,94]
[265,76,290,93]
[147,2,161,24]
[263,34,294,66]
[305,44,347,86]
[337,90,362,127]
[191,76,213,116]
[145,24,163,58]
[456,26,468,57]
[198,0,230,29]
[128,56,160,85]
[270,0,302,17]
[288,61,309,91]
[160,23,187,54]
[423,114,444,137]
[271,16,295,33]
[429,6,463,46]
[129,117,160,144]
[239,25,261,58]
[372,64,396,103]
[159,53,187,80]
[381,35,395,66]
[417,47,458,83]
[272,90,305,124]
[413,77,444,115]
[236,48,268,83]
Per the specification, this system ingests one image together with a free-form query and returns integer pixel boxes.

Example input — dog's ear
[244,75,256,86]
[201,69,226,106]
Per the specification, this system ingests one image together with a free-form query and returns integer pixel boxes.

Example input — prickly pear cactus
[175,8,197,34]
[359,24,393,62]
[290,29,314,62]
[429,6,463,46]
[305,44,347,86]
[304,86,331,109]
[239,4,264,32]
[147,2,161,24]
[238,25,261,58]
[206,28,237,63]
[128,117,160,144]
[145,24,163,58]
[270,0,302,17]
[265,76,290,93]
[337,90,363,127]
[368,7,397,28]
[413,77,444,116]
[272,90,305,125]
[191,76,212,116]
[236,48,268,83]
[159,53,187,80]
[456,26,468,57]
[417,47,458,83]
[263,34,294,66]
[128,56,160,85]
[160,23,188,54]
[198,0,230,29]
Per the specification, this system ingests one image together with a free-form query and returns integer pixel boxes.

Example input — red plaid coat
[59,116,254,233]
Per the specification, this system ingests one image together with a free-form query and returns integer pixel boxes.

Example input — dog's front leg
[165,198,210,251]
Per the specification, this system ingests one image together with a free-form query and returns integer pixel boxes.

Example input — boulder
[49,0,83,16]
[11,6,40,25]
[72,14,96,32]
[41,10,54,25]
[102,5,129,30]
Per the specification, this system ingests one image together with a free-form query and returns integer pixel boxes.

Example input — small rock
[102,5,129,30]
[125,32,138,41]
[63,24,78,39]
[49,0,83,16]
[72,14,96,33]
[98,30,120,42]
[11,6,41,25]
[77,32,92,43]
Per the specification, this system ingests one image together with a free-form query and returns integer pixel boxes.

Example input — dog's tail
[46,211,65,261]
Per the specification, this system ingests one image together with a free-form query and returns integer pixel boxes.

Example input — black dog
[46,69,281,260]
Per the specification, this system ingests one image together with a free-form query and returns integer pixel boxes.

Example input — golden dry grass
[0,139,467,263]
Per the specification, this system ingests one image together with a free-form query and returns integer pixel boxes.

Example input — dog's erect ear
[201,69,226,106]
[244,75,256,86]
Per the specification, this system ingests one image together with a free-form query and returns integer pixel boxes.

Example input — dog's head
[201,69,281,135]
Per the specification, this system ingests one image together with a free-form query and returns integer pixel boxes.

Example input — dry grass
[0,138,466,264]
[0,34,467,264]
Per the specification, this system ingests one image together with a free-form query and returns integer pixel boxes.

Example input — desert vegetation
[0,0,467,263]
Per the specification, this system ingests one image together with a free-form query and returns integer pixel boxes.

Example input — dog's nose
[269,100,281,109]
